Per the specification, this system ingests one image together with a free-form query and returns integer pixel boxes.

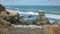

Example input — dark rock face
[0,4,5,11]
[36,10,50,25]
[8,13,20,24]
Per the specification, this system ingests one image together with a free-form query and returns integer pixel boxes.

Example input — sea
[5,6,60,24]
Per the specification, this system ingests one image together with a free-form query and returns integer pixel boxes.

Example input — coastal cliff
[1,4,60,34]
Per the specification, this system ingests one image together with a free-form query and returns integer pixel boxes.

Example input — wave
[46,14,60,19]
[6,9,60,19]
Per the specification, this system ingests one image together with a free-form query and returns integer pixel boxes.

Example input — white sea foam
[6,9,60,19]
[46,14,60,19]
[13,25,42,28]
[19,12,60,19]
[12,25,58,28]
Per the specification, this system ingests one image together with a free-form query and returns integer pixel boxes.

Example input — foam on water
[6,9,60,23]
[7,9,60,19]
[46,14,60,19]
[20,12,60,19]
[19,12,60,19]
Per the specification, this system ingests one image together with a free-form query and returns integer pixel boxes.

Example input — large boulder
[36,10,50,25]
[8,13,20,24]
[0,11,20,24]
[0,4,20,24]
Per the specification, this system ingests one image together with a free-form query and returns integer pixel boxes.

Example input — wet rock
[28,15,34,18]
[20,16,24,18]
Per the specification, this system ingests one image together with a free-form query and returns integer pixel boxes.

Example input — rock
[0,4,20,24]
[9,12,20,24]
[0,4,21,34]
[0,18,11,34]
[28,15,34,18]
[0,28,11,34]
[20,16,24,18]
[0,11,9,19]
[0,10,20,24]
[0,4,5,11]
[0,18,11,27]
[36,10,50,25]
[44,25,60,34]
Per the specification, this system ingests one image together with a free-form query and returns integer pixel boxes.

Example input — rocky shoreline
[0,4,60,34]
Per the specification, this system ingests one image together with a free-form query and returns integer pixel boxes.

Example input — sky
[0,0,60,6]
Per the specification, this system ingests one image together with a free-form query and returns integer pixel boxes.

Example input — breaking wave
[7,9,60,19]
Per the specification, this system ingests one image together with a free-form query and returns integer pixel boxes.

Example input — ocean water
[5,6,60,24]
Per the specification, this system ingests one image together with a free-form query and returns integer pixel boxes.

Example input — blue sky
[0,0,60,6]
